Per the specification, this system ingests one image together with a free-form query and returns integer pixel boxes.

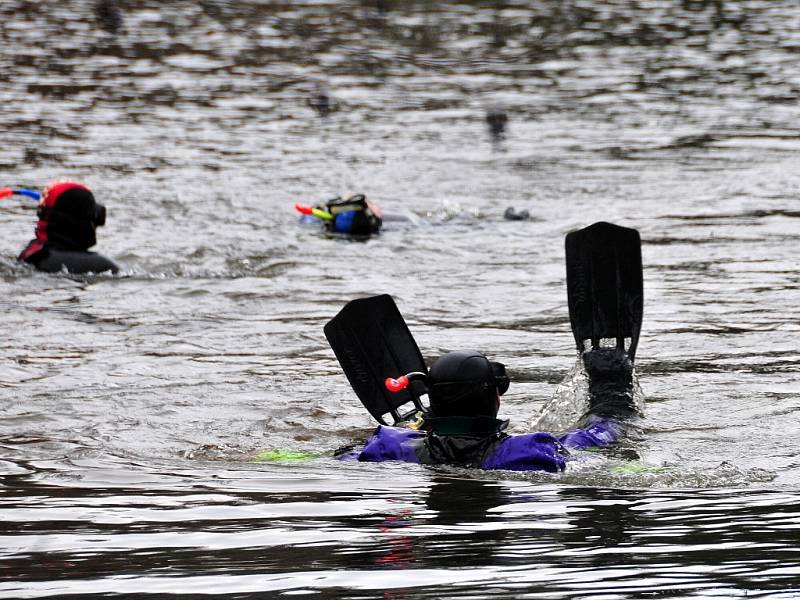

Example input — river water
[1,0,800,597]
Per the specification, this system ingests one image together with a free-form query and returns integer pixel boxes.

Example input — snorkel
[385,351,510,420]
[0,188,42,201]
[385,352,511,437]
[294,203,333,222]
[385,371,428,393]
[295,194,382,235]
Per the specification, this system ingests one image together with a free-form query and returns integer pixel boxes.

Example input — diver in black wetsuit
[18,181,118,274]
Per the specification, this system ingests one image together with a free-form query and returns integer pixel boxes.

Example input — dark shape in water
[668,133,718,149]
[309,84,335,117]
[369,0,390,14]
[18,181,118,274]
[95,0,123,34]
[581,347,637,422]
[485,106,508,137]
[504,207,529,221]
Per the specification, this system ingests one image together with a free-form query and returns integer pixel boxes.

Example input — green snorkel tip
[252,450,320,463]
[295,203,333,221]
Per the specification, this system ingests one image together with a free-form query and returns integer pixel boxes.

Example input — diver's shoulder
[34,246,119,274]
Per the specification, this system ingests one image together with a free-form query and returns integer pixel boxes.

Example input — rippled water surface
[2,1,800,597]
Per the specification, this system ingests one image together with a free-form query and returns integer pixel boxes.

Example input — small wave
[561,457,776,489]
[531,356,646,433]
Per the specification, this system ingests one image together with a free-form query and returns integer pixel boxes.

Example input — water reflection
[558,487,639,549]
[3,467,800,596]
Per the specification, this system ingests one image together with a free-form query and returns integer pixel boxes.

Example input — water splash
[424,199,483,222]
[532,354,646,434]
[561,458,776,489]
[531,357,589,433]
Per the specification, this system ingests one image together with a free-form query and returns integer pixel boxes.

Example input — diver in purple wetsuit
[325,222,644,473]
[350,346,636,472]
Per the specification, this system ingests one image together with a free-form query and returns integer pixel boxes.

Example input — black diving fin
[565,221,643,361]
[324,294,429,425]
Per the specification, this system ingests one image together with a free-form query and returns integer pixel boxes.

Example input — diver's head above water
[383,350,510,421]
[16,179,118,274]
[427,350,510,419]
[36,181,107,251]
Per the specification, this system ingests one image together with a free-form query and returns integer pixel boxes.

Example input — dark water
[2,0,800,597]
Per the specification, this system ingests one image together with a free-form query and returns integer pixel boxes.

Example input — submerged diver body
[295,193,383,237]
[325,222,643,473]
[15,181,118,274]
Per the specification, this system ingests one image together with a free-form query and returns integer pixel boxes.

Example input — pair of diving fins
[324,221,643,426]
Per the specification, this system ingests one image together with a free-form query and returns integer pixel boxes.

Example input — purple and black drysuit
[343,415,624,473]
[341,346,637,473]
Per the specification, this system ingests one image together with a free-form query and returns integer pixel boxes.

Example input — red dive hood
[41,181,92,209]
[33,180,101,251]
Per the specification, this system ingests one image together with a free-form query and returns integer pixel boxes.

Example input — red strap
[18,239,45,262]
[41,181,90,208]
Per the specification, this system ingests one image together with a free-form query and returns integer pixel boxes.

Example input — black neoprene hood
[40,187,105,251]
[428,350,504,419]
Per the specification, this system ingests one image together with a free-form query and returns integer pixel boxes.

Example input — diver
[333,341,636,472]
[353,348,636,472]
[295,193,382,237]
[16,181,118,274]
[324,221,644,473]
